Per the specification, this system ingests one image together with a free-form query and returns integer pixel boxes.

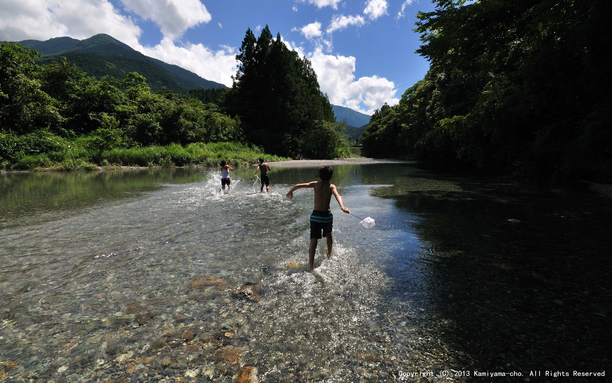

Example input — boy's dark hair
[220,160,227,166]
[259,157,264,163]
[318,166,333,181]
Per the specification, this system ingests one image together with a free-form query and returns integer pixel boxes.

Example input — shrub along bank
[0,131,285,171]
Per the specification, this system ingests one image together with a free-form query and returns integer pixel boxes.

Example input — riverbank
[269,158,403,167]
[0,141,289,172]
[0,157,394,173]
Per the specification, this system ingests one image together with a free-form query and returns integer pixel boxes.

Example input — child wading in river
[286,166,350,272]
[220,160,233,191]
[254,157,271,193]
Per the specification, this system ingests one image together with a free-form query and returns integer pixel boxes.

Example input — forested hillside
[332,104,370,142]
[0,29,352,170]
[17,34,226,93]
[0,42,279,170]
[361,0,612,183]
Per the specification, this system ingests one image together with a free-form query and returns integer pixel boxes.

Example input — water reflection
[0,168,207,229]
[367,167,612,374]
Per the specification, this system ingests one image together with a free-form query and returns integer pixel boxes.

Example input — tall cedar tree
[224,26,336,158]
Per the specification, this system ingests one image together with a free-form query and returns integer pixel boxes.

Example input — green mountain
[17,36,81,55]
[332,104,370,142]
[12,34,371,141]
[332,104,370,127]
[15,34,226,93]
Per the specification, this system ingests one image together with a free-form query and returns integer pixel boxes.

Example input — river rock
[184,344,201,354]
[202,365,215,379]
[214,346,242,365]
[2,361,17,371]
[126,302,145,313]
[286,261,301,269]
[221,314,247,330]
[185,368,200,378]
[234,282,262,302]
[234,366,259,383]
[135,312,156,326]
[115,351,133,363]
[189,276,229,291]
[160,357,173,368]
[183,330,195,342]
[151,337,168,351]
[357,353,382,362]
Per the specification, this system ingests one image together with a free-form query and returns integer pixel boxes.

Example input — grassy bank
[1,132,288,171]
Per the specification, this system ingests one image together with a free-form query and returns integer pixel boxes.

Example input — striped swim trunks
[310,210,333,239]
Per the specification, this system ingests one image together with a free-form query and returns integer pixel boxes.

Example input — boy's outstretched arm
[286,181,316,199]
[332,186,351,214]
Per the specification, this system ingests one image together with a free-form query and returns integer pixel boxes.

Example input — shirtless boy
[286,166,351,272]
[254,157,271,193]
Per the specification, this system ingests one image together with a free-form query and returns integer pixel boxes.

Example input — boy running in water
[286,166,351,272]
[254,157,271,193]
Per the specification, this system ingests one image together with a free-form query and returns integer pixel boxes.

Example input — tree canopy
[1,42,245,169]
[223,26,348,159]
[361,0,612,183]
[0,42,241,145]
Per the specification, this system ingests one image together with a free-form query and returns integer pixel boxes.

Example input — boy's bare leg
[309,238,318,272]
[326,234,333,259]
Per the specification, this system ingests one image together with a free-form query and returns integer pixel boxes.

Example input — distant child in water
[220,160,233,191]
[286,166,350,272]
[254,157,271,193]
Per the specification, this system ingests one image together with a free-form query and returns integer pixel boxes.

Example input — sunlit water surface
[1,164,438,382]
[1,163,610,382]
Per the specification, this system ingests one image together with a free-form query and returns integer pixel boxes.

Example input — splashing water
[0,166,434,382]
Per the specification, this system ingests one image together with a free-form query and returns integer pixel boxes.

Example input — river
[1,161,610,382]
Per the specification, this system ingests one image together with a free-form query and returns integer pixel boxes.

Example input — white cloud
[297,47,398,114]
[326,14,365,34]
[0,0,397,113]
[141,38,237,87]
[0,0,234,87]
[297,21,322,40]
[218,23,223,29]
[364,0,388,21]
[120,0,211,40]
[397,0,415,20]
[300,0,342,10]
[0,0,141,47]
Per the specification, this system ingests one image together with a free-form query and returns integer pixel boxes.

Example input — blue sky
[0,0,436,114]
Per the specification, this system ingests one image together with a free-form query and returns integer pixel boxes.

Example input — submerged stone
[189,276,229,291]
[234,282,262,302]
[234,366,258,383]
[135,312,156,326]
[214,346,242,365]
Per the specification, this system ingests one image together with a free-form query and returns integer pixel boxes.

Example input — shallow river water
[1,162,611,382]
